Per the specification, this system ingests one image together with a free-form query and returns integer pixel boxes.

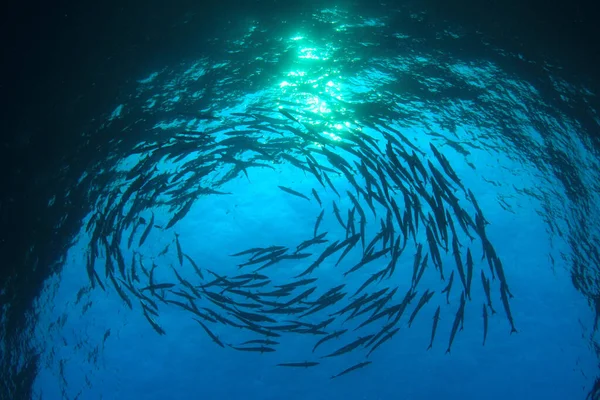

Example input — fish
[306,157,326,188]
[142,306,165,335]
[254,252,313,272]
[365,321,394,348]
[295,240,341,278]
[353,269,387,298]
[452,235,467,293]
[428,160,456,193]
[330,361,372,379]
[237,248,288,268]
[278,185,311,201]
[85,251,97,289]
[383,235,403,279]
[414,253,429,289]
[323,172,340,197]
[278,108,300,123]
[364,230,385,257]
[102,329,111,344]
[108,273,132,309]
[321,335,374,358]
[127,217,144,249]
[466,248,474,299]
[482,303,488,346]
[313,209,325,238]
[301,293,346,318]
[158,242,171,257]
[429,142,464,190]
[228,345,276,353]
[248,246,287,260]
[183,253,204,280]
[230,247,270,257]
[276,361,319,368]
[297,234,328,253]
[426,224,444,280]
[350,288,396,321]
[332,201,347,230]
[312,188,322,206]
[427,306,441,350]
[344,247,391,276]
[347,190,366,222]
[446,292,466,354]
[500,282,518,334]
[346,207,356,237]
[165,199,194,230]
[130,252,139,283]
[367,327,400,357]
[138,212,154,246]
[233,307,278,323]
[312,285,346,304]
[175,233,183,266]
[241,339,279,346]
[493,256,512,296]
[354,302,398,331]
[282,287,317,307]
[334,233,362,266]
[276,278,318,290]
[441,270,454,304]
[411,244,423,288]
[141,283,176,292]
[359,215,366,251]
[481,271,496,314]
[408,290,435,327]
[194,319,225,347]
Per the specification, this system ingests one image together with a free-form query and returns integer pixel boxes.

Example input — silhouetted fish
[276,361,319,368]
[427,306,441,350]
[278,185,311,201]
[330,361,372,379]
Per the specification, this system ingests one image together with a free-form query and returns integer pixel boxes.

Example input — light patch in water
[279,81,296,88]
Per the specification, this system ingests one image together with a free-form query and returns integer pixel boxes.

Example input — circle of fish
[84,108,516,379]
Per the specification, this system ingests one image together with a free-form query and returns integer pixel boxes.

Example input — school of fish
[83,106,517,380]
